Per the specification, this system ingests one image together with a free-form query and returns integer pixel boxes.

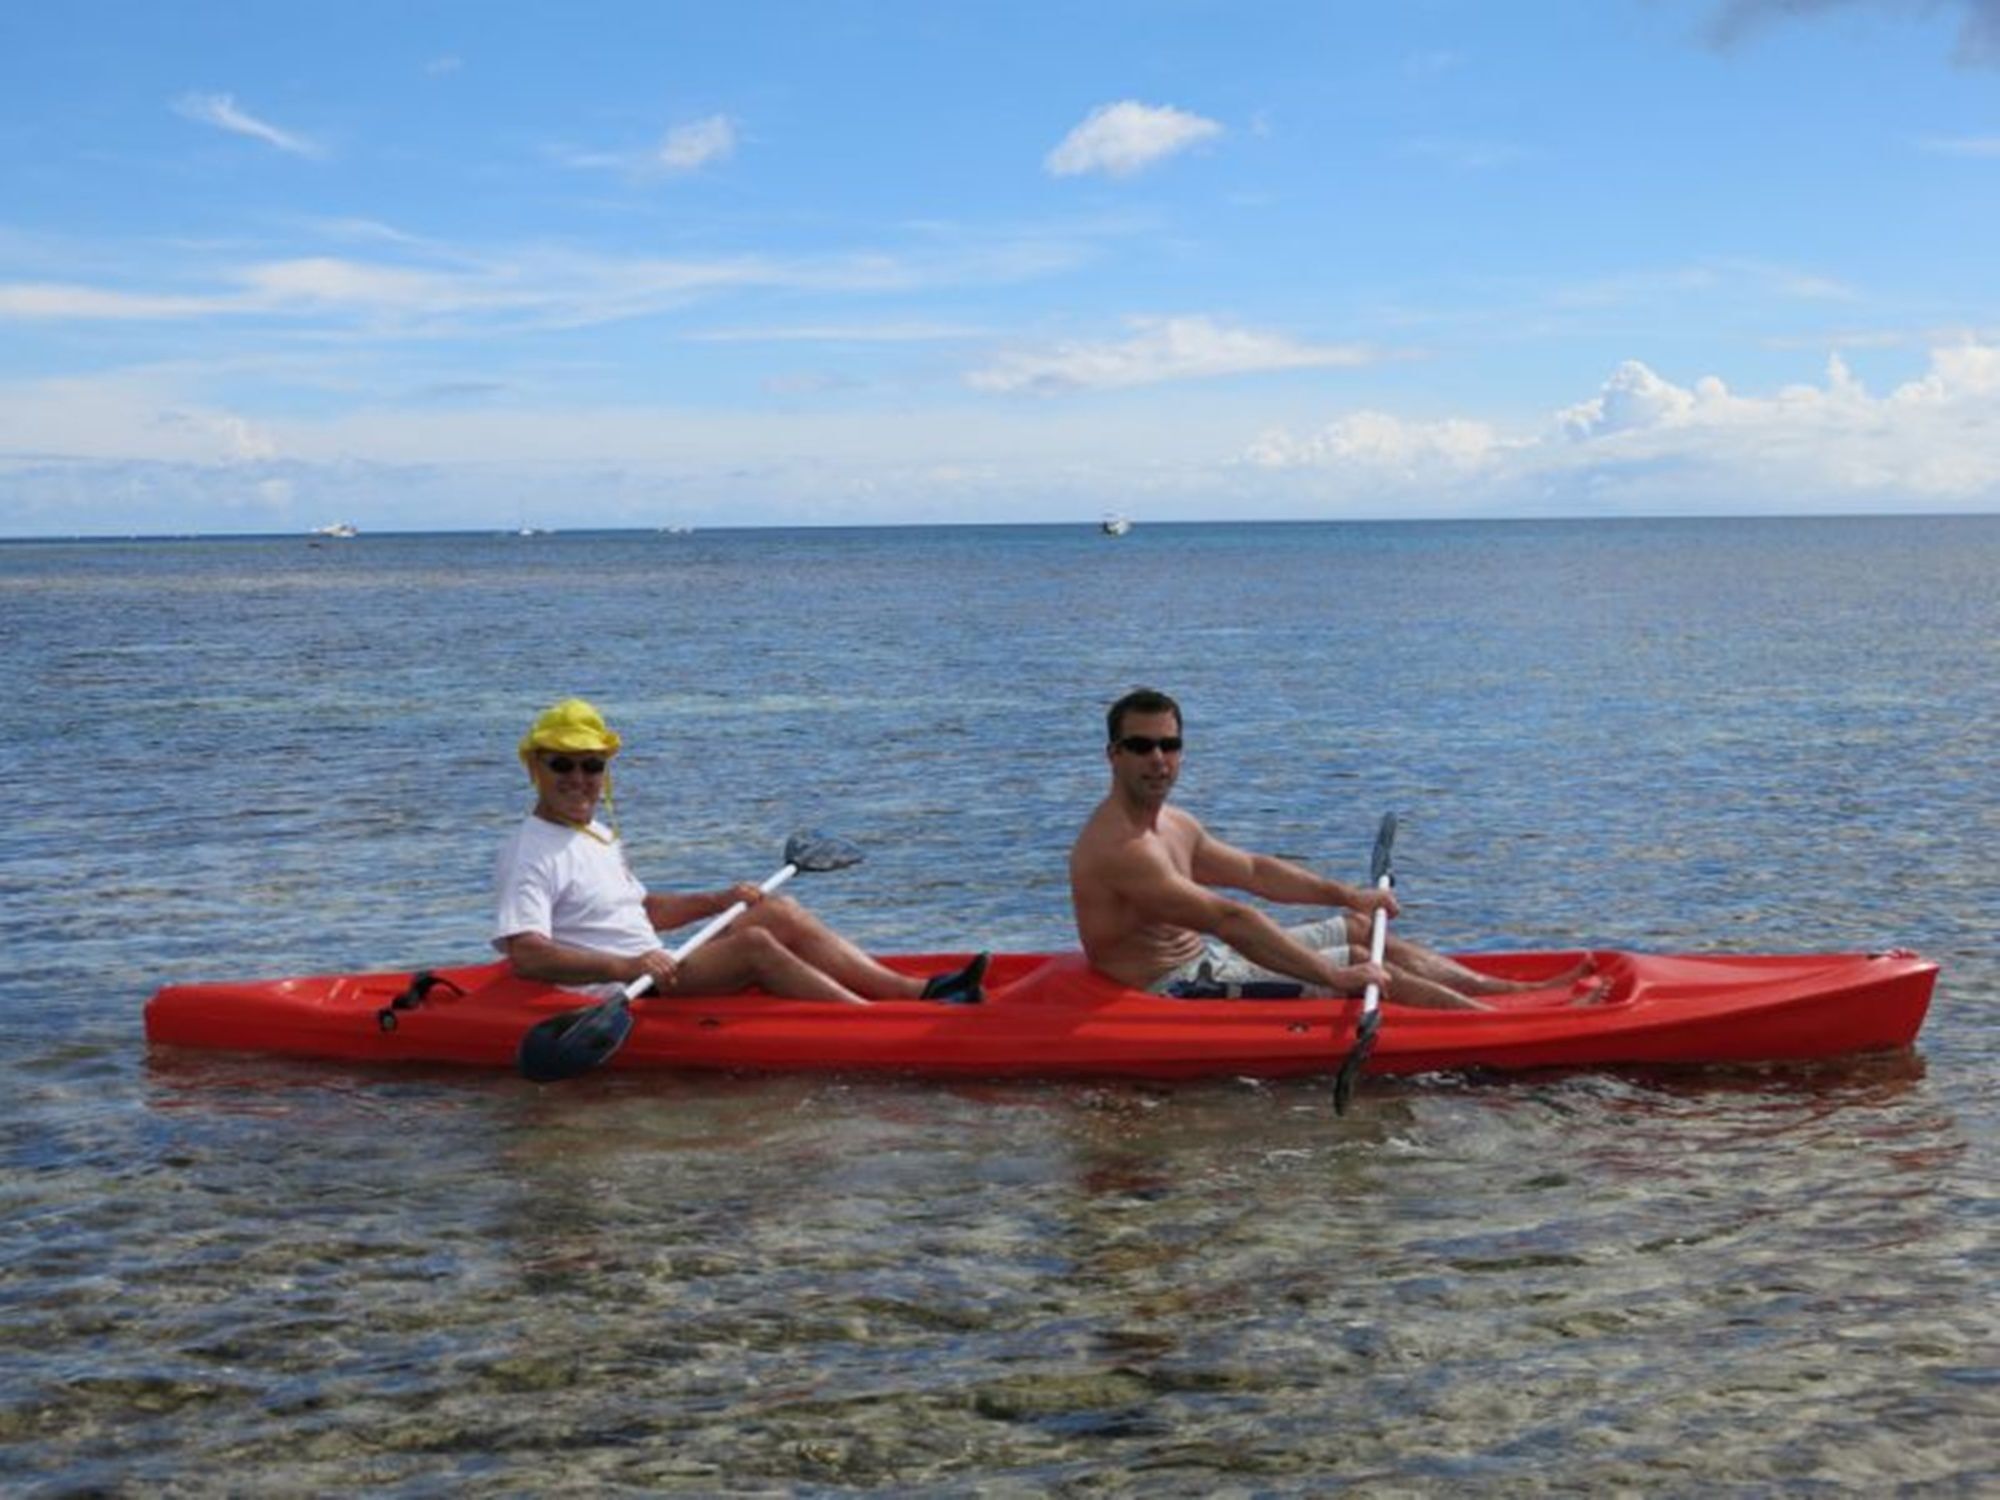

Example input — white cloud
[1045,101,1222,178]
[1247,343,2000,507]
[238,257,466,309]
[657,115,737,172]
[1890,341,2000,399]
[1918,134,2000,155]
[555,114,740,177]
[1246,412,1505,475]
[0,283,219,319]
[8,343,1999,532]
[688,322,987,343]
[0,228,1085,335]
[172,93,324,158]
[968,315,1378,394]
[1556,359,1701,438]
[0,371,281,466]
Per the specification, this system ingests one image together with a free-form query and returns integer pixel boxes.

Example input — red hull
[144,949,1937,1080]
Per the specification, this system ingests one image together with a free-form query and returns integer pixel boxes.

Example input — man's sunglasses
[541,754,608,776]
[1114,735,1183,756]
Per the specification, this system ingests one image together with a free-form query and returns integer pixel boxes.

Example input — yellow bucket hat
[518,697,623,775]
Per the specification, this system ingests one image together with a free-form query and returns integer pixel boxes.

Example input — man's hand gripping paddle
[1333,812,1396,1116]
[516,830,864,1083]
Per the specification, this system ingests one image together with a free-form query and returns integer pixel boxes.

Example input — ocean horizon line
[3,509,1996,546]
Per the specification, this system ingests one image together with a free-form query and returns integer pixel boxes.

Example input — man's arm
[503,933,678,991]
[1191,831,1396,918]
[642,888,753,932]
[1106,844,1387,996]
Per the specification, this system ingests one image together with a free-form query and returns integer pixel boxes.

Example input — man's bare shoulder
[1070,797,1132,867]
[1073,800,1201,875]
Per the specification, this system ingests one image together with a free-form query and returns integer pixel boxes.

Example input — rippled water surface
[3,518,1995,1493]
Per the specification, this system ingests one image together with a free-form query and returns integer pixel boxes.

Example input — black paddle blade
[783,829,865,873]
[1332,1008,1382,1116]
[1370,812,1398,886]
[517,996,635,1083]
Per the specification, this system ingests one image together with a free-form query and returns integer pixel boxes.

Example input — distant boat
[309,521,358,539]
[1101,513,1132,537]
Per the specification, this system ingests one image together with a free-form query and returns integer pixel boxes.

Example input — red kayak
[144,948,1936,1080]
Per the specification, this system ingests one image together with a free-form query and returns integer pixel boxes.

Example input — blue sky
[3,0,1998,534]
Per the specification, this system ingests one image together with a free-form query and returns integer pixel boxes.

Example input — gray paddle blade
[518,996,636,1082]
[1332,1007,1382,1116]
[783,829,864,873]
[1370,812,1398,886]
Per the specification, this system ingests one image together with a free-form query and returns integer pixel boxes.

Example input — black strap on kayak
[377,970,465,1032]
[1164,978,1308,999]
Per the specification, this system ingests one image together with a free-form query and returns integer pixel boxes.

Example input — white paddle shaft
[1360,871,1391,1019]
[619,862,800,1001]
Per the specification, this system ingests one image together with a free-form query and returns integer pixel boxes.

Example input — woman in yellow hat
[492,698,986,1004]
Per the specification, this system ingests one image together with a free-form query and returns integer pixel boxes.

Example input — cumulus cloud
[9,343,2000,532]
[1045,101,1222,178]
[968,315,1377,394]
[172,92,325,157]
[1556,359,1702,438]
[1246,342,2000,506]
[657,114,737,172]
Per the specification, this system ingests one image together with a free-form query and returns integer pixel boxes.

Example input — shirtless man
[1069,688,1596,1009]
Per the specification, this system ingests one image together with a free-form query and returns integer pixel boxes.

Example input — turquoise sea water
[2,517,1995,1491]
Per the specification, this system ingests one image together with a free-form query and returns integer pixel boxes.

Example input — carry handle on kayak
[1333,812,1396,1115]
[515,830,865,1083]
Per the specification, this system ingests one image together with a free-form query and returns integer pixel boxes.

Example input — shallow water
[2,518,1995,1492]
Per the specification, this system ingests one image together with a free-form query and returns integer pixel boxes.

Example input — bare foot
[1546,954,1599,986]
[1475,954,1598,995]
[1566,977,1615,1007]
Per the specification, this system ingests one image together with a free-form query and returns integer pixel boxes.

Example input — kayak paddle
[1333,812,1396,1115]
[516,829,864,1083]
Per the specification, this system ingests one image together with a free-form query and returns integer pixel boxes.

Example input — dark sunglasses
[1114,735,1183,756]
[541,754,608,776]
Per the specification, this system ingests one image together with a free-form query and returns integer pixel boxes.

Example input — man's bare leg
[738,897,927,998]
[1378,965,1493,1011]
[1349,916,1597,996]
[675,927,872,1004]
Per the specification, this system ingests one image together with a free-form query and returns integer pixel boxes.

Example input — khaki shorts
[1151,916,1354,999]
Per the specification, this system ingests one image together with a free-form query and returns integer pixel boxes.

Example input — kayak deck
[144,948,1938,1080]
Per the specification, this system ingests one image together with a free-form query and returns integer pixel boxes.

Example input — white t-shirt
[491,815,664,958]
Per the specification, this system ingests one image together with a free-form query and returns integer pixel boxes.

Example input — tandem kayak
[144,948,1937,1081]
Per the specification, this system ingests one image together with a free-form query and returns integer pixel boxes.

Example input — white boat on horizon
[309,521,359,539]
